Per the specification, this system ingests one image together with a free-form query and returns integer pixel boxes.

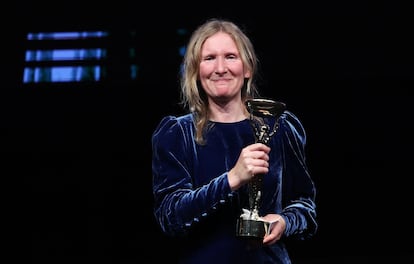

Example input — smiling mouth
[212,78,231,82]
[213,80,230,86]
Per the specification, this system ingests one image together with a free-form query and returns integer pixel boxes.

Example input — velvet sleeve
[151,115,235,237]
[278,111,318,240]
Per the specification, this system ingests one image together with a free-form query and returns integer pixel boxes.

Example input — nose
[215,57,227,74]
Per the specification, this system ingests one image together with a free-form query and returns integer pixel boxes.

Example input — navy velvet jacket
[151,111,317,264]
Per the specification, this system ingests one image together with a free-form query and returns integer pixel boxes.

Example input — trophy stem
[248,173,263,219]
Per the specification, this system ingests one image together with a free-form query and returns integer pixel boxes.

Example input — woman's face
[199,32,250,102]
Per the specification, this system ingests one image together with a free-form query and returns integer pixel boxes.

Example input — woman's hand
[227,143,270,191]
[261,214,286,246]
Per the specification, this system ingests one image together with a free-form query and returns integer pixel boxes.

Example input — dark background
[7,1,413,263]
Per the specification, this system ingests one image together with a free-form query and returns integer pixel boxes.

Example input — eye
[203,55,215,61]
[226,54,237,60]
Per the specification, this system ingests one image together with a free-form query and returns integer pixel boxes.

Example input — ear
[244,70,251,78]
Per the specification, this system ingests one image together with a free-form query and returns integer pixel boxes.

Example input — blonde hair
[180,18,260,144]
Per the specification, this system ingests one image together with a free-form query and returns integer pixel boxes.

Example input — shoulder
[152,113,194,142]
[279,111,306,143]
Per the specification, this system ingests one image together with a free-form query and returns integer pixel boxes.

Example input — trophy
[236,98,286,242]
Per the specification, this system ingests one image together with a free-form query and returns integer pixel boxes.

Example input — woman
[151,18,317,263]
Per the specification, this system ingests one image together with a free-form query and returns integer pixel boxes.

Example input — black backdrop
[8,1,413,263]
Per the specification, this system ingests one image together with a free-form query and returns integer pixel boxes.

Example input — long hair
[180,18,260,144]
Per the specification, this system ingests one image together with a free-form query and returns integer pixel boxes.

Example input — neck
[208,100,248,123]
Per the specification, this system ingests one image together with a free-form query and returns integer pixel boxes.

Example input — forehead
[201,32,238,53]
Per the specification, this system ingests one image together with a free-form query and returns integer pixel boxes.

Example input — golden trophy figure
[236,98,286,243]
